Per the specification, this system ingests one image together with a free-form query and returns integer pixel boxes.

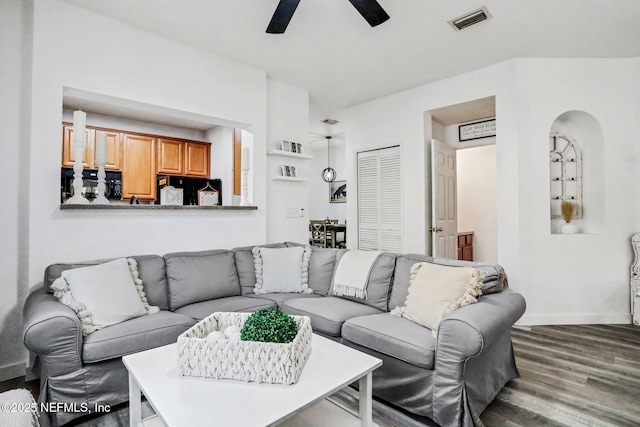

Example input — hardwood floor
[2,325,639,426]
[482,324,640,427]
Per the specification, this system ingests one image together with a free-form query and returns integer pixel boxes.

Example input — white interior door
[431,139,458,259]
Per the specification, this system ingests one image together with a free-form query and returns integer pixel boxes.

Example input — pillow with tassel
[391,262,483,330]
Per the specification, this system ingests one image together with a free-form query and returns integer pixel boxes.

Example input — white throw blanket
[332,250,383,299]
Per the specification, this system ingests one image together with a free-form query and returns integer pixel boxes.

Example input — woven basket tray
[177,312,312,385]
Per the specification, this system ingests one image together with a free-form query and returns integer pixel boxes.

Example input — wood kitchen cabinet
[184,141,210,177]
[157,139,210,178]
[157,138,184,175]
[122,135,156,201]
[62,124,122,170]
[62,122,210,202]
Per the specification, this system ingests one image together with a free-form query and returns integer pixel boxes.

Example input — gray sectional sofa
[23,243,525,427]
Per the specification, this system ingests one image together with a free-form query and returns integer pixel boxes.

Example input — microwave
[60,168,122,202]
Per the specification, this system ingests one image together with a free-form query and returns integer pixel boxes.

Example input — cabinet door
[184,142,210,177]
[122,135,156,200]
[62,125,94,168]
[157,139,184,175]
[95,129,123,171]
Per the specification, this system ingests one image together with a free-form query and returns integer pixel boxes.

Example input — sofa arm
[23,287,83,377]
[437,288,526,359]
[433,289,526,426]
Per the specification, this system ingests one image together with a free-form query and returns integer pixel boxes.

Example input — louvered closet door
[357,146,402,252]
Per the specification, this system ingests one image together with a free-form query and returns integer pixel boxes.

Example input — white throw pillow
[253,246,312,294]
[50,258,155,335]
[391,262,483,330]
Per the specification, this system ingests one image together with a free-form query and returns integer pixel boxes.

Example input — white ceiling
[61,0,640,112]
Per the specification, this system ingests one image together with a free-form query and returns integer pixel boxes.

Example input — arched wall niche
[549,110,604,234]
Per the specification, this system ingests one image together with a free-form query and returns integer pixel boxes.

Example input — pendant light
[321,136,336,182]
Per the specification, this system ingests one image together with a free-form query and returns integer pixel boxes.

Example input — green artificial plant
[240,308,299,344]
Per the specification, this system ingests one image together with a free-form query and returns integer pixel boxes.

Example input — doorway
[426,96,497,262]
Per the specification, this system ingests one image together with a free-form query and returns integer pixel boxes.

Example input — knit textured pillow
[391,262,483,330]
[253,246,312,294]
[50,258,158,335]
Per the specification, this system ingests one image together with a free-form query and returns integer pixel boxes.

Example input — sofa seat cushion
[342,313,436,369]
[174,296,276,320]
[82,311,195,363]
[246,292,322,309]
[282,296,382,337]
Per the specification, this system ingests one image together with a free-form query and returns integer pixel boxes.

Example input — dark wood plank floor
[3,325,639,426]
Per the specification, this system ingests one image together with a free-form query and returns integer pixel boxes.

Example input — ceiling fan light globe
[322,167,337,182]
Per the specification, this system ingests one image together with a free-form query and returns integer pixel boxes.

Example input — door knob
[429,226,443,232]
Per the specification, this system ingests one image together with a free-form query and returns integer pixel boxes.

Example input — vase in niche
[560,222,578,234]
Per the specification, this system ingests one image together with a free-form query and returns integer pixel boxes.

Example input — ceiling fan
[267,0,390,34]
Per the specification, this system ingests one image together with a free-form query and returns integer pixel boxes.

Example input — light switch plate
[285,208,305,218]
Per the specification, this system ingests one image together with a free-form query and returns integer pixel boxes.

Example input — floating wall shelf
[267,150,313,160]
[272,176,307,182]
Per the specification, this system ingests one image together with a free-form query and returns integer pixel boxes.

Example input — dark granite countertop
[60,204,257,211]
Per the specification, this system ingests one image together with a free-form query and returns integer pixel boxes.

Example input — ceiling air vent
[448,7,491,31]
[322,119,340,125]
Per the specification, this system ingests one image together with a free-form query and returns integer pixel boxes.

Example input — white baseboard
[517,313,632,326]
[0,361,26,382]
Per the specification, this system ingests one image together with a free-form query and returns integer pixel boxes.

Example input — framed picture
[281,165,291,177]
[459,118,496,142]
[281,140,292,152]
[296,143,302,154]
[289,166,296,177]
[330,180,346,203]
[291,142,298,153]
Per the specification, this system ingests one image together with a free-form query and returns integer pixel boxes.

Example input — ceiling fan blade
[266,0,301,34]
[347,0,390,27]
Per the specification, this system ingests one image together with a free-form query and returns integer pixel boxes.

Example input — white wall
[266,79,310,244]
[457,145,497,263]
[0,0,309,378]
[343,58,638,325]
[0,0,33,381]
[27,0,270,287]
[308,140,347,223]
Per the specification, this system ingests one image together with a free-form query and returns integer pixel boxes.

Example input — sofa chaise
[23,243,525,427]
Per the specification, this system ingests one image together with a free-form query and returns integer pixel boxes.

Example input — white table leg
[358,372,374,427]
[129,373,142,427]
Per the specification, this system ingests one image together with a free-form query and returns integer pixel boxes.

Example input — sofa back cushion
[232,243,287,295]
[286,243,346,296]
[164,249,240,310]
[389,254,433,311]
[44,254,170,310]
[330,252,396,311]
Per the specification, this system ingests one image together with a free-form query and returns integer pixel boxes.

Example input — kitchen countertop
[60,204,257,210]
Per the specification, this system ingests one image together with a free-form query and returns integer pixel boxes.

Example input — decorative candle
[242,147,249,170]
[96,133,107,163]
[73,110,86,145]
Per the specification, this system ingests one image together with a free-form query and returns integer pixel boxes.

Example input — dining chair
[309,220,331,248]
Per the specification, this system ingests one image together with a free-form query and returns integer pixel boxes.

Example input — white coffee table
[122,333,382,427]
